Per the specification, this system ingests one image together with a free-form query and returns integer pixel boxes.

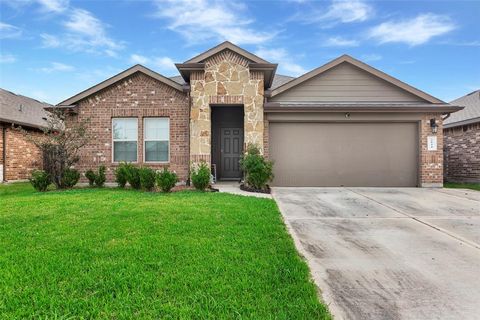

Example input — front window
[112,118,138,162]
[144,118,169,162]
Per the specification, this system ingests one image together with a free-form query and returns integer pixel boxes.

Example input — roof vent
[18,104,23,112]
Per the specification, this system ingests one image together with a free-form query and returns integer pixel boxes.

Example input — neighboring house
[56,42,461,187]
[443,90,480,183]
[0,88,51,182]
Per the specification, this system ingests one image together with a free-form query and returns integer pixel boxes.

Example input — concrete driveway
[273,187,480,320]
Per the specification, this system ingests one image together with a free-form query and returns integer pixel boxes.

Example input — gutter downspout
[2,126,6,182]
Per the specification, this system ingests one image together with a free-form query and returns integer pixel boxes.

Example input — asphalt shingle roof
[0,88,51,129]
[445,90,480,126]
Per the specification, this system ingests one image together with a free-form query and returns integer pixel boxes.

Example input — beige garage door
[269,122,418,187]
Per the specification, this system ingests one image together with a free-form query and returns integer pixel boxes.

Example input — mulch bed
[240,184,271,194]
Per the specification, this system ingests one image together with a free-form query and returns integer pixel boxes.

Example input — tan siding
[271,62,425,102]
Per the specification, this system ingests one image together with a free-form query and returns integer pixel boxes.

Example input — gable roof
[0,88,51,129]
[184,41,270,64]
[444,90,480,128]
[269,54,444,104]
[57,64,184,106]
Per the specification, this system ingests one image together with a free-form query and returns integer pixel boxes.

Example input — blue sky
[1,0,479,104]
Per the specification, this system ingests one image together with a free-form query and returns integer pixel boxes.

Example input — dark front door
[220,127,243,179]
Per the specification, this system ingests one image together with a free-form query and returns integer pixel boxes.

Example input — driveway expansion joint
[346,188,480,250]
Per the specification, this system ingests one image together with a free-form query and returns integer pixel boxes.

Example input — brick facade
[66,72,190,183]
[0,124,43,181]
[444,122,480,183]
[419,114,444,187]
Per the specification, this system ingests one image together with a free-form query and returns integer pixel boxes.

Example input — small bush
[114,162,129,188]
[126,164,141,189]
[29,170,51,192]
[95,165,106,187]
[240,144,273,190]
[62,168,80,188]
[156,167,178,193]
[140,167,156,191]
[191,161,211,191]
[85,170,96,186]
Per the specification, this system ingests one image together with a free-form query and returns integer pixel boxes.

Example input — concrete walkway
[273,187,480,320]
[213,181,272,198]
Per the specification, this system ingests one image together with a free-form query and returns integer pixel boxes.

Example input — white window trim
[112,117,138,164]
[143,117,170,163]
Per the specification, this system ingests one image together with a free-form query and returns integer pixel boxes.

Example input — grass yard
[0,183,330,319]
[444,182,480,192]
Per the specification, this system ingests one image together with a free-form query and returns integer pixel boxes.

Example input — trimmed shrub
[85,170,96,186]
[29,170,51,192]
[126,164,141,189]
[139,167,156,191]
[191,161,210,191]
[114,162,129,188]
[156,167,178,193]
[95,165,106,187]
[62,168,80,188]
[240,144,273,190]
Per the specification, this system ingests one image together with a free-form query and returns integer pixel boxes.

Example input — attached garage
[269,121,418,187]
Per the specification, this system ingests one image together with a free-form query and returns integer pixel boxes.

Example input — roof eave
[443,116,480,129]
[264,103,463,114]
[0,117,46,130]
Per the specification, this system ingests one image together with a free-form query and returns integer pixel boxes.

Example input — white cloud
[296,0,373,25]
[323,36,359,47]
[41,8,124,55]
[129,54,177,74]
[323,0,373,23]
[153,56,177,74]
[37,62,75,73]
[368,13,456,46]
[361,53,382,62]
[0,22,23,39]
[154,0,275,45]
[130,54,150,65]
[40,33,61,47]
[255,47,307,76]
[36,0,69,12]
[0,53,17,63]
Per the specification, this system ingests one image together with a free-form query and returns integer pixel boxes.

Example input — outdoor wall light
[430,118,438,134]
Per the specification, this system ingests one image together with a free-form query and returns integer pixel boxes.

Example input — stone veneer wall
[419,114,444,187]
[444,122,480,183]
[189,49,264,164]
[66,72,190,183]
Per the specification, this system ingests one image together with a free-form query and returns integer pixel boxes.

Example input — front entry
[220,127,243,179]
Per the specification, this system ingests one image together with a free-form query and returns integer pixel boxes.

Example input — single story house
[443,90,480,183]
[0,88,51,182]
[56,42,462,187]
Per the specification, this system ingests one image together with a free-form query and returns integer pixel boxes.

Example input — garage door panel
[269,122,418,187]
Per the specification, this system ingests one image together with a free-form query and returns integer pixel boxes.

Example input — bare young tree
[18,109,89,189]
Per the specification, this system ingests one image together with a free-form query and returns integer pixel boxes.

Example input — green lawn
[444,182,480,191]
[0,183,330,319]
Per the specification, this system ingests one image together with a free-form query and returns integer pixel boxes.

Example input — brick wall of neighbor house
[2,127,43,181]
[444,122,480,183]
[190,50,264,165]
[0,124,4,181]
[419,114,444,187]
[66,72,190,183]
